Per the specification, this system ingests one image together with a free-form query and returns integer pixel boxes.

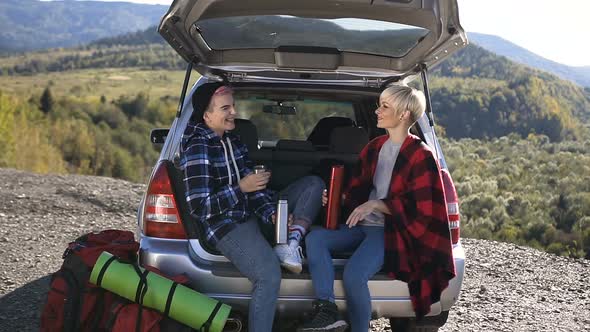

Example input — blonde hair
[381,85,426,125]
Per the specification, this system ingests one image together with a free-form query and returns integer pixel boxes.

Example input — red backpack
[40,230,139,332]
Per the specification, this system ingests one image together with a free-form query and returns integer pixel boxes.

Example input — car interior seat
[329,126,369,154]
[306,117,356,148]
[232,118,259,152]
[315,126,369,184]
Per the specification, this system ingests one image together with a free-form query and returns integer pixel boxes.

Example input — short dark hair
[191,82,226,123]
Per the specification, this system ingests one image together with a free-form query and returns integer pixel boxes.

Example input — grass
[0,67,201,100]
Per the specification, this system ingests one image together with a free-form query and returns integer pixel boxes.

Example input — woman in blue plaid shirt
[181,83,324,332]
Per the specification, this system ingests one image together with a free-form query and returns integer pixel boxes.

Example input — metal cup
[253,165,266,174]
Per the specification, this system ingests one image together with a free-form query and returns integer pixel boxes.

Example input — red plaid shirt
[342,134,455,318]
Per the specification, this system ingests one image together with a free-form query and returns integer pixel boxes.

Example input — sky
[95,0,590,67]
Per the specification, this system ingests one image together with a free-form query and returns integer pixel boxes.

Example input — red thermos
[325,165,344,230]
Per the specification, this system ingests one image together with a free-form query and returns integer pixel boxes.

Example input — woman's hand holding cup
[239,171,270,193]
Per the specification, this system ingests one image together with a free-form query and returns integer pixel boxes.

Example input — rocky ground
[0,168,588,332]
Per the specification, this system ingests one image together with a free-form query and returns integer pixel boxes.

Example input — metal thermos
[325,165,344,230]
[275,199,289,244]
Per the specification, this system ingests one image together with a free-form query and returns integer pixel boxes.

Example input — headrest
[307,117,356,146]
[276,139,315,151]
[329,127,369,153]
[232,118,258,151]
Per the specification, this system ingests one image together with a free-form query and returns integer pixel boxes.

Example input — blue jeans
[216,217,281,332]
[306,225,385,332]
[214,176,324,331]
[276,175,325,225]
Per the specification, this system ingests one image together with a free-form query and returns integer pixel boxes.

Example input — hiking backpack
[40,229,139,332]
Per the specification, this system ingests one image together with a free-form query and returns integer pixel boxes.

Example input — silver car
[139,1,467,331]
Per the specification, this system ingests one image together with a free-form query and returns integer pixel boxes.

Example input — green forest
[0,87,175,182]
[444,135,590,258]
[0,28,589,259]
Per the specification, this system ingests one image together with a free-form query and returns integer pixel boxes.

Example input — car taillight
[143,162,187,239]
[441,169,460,244]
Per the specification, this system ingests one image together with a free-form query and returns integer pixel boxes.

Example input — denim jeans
[216,217,282,332]
[276,175,325,225]
[306,225,385,332]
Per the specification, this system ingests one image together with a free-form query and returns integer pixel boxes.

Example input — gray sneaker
[297,300,348,332]
[274,242,303,274]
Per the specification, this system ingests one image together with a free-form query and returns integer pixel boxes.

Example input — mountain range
[1,0,589,88]
[0,0,167,51]
[469,33,590,88]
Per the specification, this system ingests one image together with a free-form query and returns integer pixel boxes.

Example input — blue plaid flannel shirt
[180,121,275,246]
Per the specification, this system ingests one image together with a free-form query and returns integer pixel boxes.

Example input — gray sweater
[359,139,401,226]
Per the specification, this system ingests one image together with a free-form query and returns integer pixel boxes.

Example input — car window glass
[235,97,355,142]
[196,16,428,58]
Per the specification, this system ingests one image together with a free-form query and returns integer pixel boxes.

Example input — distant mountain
[0,0,167,52]
[469,32,590,87]
[3,0,589,89]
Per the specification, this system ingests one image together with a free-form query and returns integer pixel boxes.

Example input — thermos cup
[325,165,344,230]
[253,165,266,174]
[275,198,289,244]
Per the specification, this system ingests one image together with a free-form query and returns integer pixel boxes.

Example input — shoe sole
[280,261,303,274]
[296,320,348,332]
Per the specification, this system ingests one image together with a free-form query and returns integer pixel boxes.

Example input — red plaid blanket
[343,134,455,318]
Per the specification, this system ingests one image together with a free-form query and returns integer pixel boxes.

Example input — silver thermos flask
[275,198,289,244]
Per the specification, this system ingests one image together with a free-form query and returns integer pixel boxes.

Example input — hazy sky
[97,0,590,67]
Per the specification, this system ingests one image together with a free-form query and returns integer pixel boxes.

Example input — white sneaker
[274,242,303,274]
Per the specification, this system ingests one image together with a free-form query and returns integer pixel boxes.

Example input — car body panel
[139,235,464,318]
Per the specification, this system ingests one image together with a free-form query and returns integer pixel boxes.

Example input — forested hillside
[444,135,590,258]
[2,24,589,142]
[0,0,166,52]
[0,25,589,259]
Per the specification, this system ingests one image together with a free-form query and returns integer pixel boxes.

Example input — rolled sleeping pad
[89,251,230,332]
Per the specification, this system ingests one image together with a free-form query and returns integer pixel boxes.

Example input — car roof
[158,0,467,83]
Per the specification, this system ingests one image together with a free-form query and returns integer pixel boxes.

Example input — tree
[0,92,16,166]
[40,86,55,114]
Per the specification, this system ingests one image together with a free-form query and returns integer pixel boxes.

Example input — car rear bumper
[139,234,465,319]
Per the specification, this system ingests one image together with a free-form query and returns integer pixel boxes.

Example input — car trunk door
[158,0,467,82]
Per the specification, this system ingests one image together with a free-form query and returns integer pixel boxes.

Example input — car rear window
[235,96,355,142]
[195,15,428,58]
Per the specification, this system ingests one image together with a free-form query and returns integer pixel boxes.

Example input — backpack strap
[134,267,150,332]
[88,288,106,332]
[163,282,179,317]
[200,302,223,332]
[59,268,82,332]
[105,300,127,330]
[96,255,118,287]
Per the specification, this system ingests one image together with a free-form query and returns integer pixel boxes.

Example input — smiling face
[375,92,406,130]
[203,89,236,136]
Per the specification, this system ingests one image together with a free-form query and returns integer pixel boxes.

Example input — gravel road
[0,168,588,332]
